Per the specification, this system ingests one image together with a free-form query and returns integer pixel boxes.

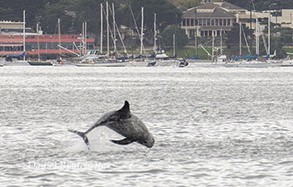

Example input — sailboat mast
[85,21,87,53]
[194,8,198,57]
[239,23,242,56]
[140,7,144,56]
[106,1,110,56]
[256,16,259,55]
[58,18,61,58]
[173,34,176,57]
[195,34,198,57]
[23,10,26,61]
[112,3,117,55]
[250,5,253,53]
[100,3,103,54]
[37,23,40,61]
[153,13,157,52]
[212,31,215,62]
[220,28,223,55]
[268,13,271,56]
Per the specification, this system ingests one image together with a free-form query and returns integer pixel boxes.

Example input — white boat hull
[4,60,30,66]
[76,62,128,67]
[155,59,177,66]
[225,61,269,68]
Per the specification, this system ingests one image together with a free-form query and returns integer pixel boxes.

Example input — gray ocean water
[0,66,292,187]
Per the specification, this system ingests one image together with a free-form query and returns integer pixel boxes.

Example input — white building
[181,2,246,38]
[270,9,293,28]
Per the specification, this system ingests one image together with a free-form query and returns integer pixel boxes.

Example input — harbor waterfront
[0,66,293,186]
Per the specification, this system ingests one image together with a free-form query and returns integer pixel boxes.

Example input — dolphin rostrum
[69,101,155,148]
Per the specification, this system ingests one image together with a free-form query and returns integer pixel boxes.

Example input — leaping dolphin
[69,101,155,148]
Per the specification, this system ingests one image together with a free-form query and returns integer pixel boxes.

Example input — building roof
[196,3,218,10]
[183,2,246,19]
[214,2,245,10]
[183,6,235,18]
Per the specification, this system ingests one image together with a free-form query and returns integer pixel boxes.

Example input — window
[219,19,222,26]
[215,19,218,26]
[203,18,206,26]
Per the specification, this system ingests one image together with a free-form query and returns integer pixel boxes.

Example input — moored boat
[28,61,53,66]
[225,60,269,68]
[4,59,30,66]
[0,57,5,67]
[154,51,177,66]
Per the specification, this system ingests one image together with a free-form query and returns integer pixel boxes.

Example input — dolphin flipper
[111,138,134,145]
[68,130,89,145]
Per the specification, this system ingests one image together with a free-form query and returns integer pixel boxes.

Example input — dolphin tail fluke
[68,130,89,145]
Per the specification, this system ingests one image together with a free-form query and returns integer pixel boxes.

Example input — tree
[270,27,291,58]
[170,0,223,8]
[225,0,293,11]
[226,23,254,56]
[39,3,73,34]
[0,0,47,29]
[127,0,182,35]
[171,0,202,8]
[74,0,104,35]
[161,25,188,48]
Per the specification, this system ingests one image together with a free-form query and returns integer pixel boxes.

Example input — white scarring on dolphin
[68,101,155,148]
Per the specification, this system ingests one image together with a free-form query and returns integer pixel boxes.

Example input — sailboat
[28,23,53,66]
[128,8,156,67]
[76,2,128,67]
[4,10,30,66]
[0,57,5,67]
[153,14,178,66]
[154,49,178,66]
[190,33,226,67]
[226,22,268,68]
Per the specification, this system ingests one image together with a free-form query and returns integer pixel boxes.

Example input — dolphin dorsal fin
[118,101,130,114]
